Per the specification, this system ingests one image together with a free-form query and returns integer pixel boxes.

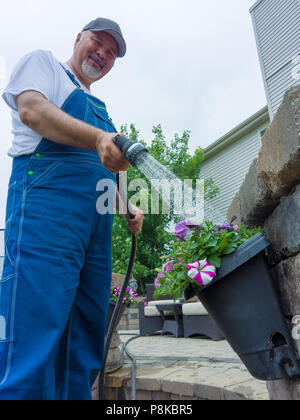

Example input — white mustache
[88,52,106,69]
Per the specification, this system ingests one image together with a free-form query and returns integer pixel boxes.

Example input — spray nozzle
[112,135,148,166]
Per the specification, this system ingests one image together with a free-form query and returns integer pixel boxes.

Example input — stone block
[162,380,194,397]
[128,313,139,320]
[227,193,243,224]
[106,347,121,367]
[117,325,125,331]
[170,394,197,400]
[264,184,300,263]
[152,391,171,400]
[126,366,181,392]
[257,86,300,195]
[135,377,162,392]
[109,331,121,348]
[135,390,153,400]
[193,384,224,400]
[222,389,248,401]
[236,159,279,227]
[271,254,300,316]
[224,380,269,401]
[104,367,131,388]
[129,322,139,331]
[161,369,196,397]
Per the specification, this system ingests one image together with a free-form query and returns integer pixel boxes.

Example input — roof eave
[204,106,269,161]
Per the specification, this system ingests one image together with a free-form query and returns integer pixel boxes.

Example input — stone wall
[111,272,140,331]
[227,85,300,400]
[118,305,140,331]
[98,364,268,401]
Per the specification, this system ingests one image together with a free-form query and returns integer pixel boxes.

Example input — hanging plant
[153,217,262,300]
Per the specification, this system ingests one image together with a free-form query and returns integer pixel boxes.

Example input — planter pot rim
[199,232,270,293]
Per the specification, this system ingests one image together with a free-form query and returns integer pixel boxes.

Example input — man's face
[73,30,118,83]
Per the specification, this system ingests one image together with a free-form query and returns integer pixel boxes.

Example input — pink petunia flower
[186,259,216,286]
[163,261,173,273]
[154,271,166,288]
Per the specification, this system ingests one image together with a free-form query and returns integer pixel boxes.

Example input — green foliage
[112,123,219,293]
[153,220,263,300]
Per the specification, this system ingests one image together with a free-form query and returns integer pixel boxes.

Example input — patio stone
[170,394,198,400]
[100,333,269,400]
[224,379,270,401]
[194,384,227,400]
[135,390,153,400]
[126,366,182,391]
[104,367,131,388]
[195,366,254,389]
[159,366,220,396]
[152,391,171,400]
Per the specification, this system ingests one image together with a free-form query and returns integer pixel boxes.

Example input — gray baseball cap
[82,17,126,57]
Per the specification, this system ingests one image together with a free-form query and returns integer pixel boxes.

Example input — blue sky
[0,0,267,227]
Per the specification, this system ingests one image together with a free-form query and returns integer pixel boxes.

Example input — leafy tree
[112,123,219,293]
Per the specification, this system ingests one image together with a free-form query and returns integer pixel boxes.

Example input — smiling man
[0,18,143,400]
[70,29,119,86]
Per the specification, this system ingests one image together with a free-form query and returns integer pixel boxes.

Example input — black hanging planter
[185,233,300,381]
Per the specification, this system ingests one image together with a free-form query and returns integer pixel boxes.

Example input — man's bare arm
[16,90,130,173]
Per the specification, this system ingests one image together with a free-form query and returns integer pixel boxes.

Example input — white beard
[81,58,102,79]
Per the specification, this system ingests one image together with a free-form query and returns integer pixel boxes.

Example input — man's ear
[74,33,82,50]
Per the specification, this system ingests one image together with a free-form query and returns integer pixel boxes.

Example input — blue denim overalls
[0,68,117,400]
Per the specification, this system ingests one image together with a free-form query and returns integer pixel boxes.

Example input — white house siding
[267,60,299,113]
[200,113,269,223]
[250,0,300,119]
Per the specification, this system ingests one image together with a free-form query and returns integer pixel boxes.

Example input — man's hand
[125,204,144,235]
[95,133,130,173]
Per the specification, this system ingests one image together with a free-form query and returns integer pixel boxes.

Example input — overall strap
[60,64,107,111]
[59,63,117,133]
[60,63,85,91]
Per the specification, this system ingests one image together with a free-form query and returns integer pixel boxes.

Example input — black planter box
[186,233,300,381]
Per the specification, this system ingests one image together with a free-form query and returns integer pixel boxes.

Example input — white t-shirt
[2,49,91,158]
